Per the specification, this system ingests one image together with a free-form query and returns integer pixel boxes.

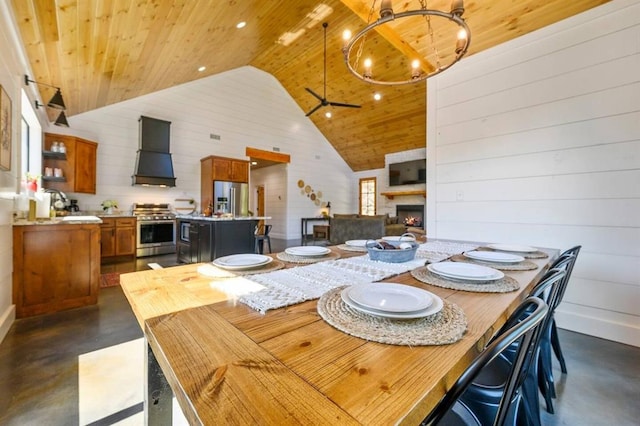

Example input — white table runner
[210,241,477,314]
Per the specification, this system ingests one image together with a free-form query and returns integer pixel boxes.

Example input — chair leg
[266,238,272,254]
[537,356,555,414]
[551,320,568,374]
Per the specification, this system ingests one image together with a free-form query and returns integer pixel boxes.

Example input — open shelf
[380,190,426,199]
[42,151,67,160]
[42,176,67,182]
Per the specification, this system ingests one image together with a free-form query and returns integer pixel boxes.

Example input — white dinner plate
[487,243,538,253]
[346,283,433,313]
[345,240,368,247]
[464,250,525,263]
[285,246,331,257]
[212,254,272,270]
[427,262,504,282]
[341,287,443,319]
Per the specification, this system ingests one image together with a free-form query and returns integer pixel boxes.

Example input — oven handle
[137,220,176,225]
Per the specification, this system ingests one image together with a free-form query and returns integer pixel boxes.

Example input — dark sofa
[329,214,405,245]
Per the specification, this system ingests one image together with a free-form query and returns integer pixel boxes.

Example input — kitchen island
[175,215,270,264]
[119,241,558,425]
[13,217,102,318]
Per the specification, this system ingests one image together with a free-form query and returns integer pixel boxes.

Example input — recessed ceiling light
[325,111,332,118]
[251,161,257,165]
[198,66,206,72]
[373,93,382,101]
[236,21,246,29]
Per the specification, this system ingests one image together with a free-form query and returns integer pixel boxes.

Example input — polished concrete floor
[1,242,639,425]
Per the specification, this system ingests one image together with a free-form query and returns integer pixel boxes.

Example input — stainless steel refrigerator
[213,181,249,217]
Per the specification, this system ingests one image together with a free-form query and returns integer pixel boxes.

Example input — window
[21,117,29,176]
[359,177,376,216]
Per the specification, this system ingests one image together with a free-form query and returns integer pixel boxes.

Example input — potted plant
[101,199,118,214]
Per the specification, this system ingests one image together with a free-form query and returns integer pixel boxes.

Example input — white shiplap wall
[63,66,356,240]
[427,0,640,346]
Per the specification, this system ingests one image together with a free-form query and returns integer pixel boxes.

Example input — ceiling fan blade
[305,88,324,102]
[305,103,323,117]
[328,101,361,109]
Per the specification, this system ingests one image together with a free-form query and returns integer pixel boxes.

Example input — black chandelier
[25,75,69,127]
[342,0,471,85]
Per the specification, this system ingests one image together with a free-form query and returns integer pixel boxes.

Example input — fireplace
[396,204,424,228]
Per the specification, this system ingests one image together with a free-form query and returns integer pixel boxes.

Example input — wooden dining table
[119,239,558,425]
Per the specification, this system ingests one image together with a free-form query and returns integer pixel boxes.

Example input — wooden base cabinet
[13,224,101,318]
[100,217,136,259]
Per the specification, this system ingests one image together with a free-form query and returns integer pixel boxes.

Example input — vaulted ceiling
[10,0,609,171]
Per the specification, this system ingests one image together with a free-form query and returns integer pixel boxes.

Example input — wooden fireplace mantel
[380,190,426,200]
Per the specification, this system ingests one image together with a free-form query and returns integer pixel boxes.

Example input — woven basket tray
[366,241,419,263]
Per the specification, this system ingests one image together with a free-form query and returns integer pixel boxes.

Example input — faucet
[44,189,68,210]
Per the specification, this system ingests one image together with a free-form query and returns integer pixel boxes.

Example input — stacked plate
[345,240,368,247]
[464,250,524,263]
[427,261,504,282]
[213,254,272,270]
[285,246,331,257]
[487,244,538,253]
[341,283,443,319]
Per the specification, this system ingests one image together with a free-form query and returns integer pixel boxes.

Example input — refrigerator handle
[230,188,235,215]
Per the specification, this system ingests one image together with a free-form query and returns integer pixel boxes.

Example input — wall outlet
[210,133,221,140]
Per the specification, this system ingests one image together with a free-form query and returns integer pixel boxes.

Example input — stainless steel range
[132,203,176,257]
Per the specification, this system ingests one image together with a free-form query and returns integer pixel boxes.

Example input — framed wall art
[0,84,11,171]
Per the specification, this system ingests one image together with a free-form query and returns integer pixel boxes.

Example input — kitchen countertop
[13,216,103,226]
[175,215,271,221]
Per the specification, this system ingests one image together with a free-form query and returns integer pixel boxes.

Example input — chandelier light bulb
[411,59,421,79]
[363,58,373,79]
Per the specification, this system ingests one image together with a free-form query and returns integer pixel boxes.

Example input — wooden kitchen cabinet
[42,133,98,194]
[13,223,100,318]
[100,217,136,259]
[200,155,249,210]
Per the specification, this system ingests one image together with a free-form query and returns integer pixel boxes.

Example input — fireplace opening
[396,204,424,229]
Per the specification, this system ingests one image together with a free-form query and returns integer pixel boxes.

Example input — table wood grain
[121,242,558,424]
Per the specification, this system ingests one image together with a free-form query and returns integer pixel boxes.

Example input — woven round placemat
[450,254,538,271]
[477,247,548,259]
[276,250,341,264]
[411,266,520,293]
[337,244,368,253]
[317,286,467,346]
[197,260,286,278]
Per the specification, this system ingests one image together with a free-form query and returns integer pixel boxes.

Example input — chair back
[553,246,581,308]
[422,297,548,426]
[255,224,272,237]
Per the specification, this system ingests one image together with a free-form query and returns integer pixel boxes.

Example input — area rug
[100,272,121,288]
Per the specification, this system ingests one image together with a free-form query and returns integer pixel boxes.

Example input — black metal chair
[254,224,272,254]
[421,297,548,426]
[548,246,581,376]
[535,247,581,411]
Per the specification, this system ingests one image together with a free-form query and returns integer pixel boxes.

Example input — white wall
[427,0,640,346]
[63,66,356,240]
[250,163,288,240]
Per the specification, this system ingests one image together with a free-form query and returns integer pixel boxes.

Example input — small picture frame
[0,84,11,171]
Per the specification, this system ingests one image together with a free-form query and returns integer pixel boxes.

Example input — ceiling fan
[305,22,361,117]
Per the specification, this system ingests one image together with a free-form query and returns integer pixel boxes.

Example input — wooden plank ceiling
[11,0,609,171]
